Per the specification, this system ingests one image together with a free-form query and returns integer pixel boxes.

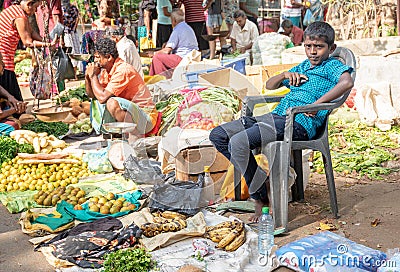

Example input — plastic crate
[221,58,246,75]
[185,67,223,87]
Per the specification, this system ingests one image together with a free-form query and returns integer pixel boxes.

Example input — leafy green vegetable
[0,136,34,165]
[313,120,399,179]
[22,120,69,138]
[103,248,156,272]
[56,83,89,104]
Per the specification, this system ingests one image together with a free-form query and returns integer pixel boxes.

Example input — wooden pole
[397,0,400,36]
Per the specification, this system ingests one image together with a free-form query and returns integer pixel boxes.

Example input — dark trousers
[187,21,209,50]
[209,113,308,201]
[156,23,173,48]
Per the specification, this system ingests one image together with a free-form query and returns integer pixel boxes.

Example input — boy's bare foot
[249,199,268,223]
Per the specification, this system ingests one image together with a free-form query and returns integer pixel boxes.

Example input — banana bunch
[204,220,246,251]
[141,211,187,237]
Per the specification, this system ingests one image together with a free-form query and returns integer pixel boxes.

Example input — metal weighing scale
[101,122,137,171]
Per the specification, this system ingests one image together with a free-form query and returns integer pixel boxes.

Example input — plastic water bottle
[202,166,215,206]
[258,207,274,255]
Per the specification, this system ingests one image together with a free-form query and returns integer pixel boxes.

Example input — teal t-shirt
[157,0,172,25]
[239,0,260,17]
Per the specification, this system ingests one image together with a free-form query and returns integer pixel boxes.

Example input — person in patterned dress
[61,0,80,80]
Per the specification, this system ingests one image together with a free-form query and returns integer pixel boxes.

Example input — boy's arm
[314,72,354,104]
[305,71,353,117]
[265,71,308,90]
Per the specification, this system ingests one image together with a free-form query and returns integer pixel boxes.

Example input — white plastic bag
[354,82,397,131]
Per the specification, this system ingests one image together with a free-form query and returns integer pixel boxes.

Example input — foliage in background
[74,0,141,23]
[323,0,397,39]
[313,120,400,179]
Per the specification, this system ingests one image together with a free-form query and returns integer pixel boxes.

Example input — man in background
[107,27,144,78]
[279,19,304,46]
[230,10,259,54]
[149,9,198,77]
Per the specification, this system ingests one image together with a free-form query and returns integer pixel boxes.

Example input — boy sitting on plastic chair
[209,22,354,222]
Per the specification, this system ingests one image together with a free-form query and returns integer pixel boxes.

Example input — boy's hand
[304,111,317,117]
[284,72,308,86]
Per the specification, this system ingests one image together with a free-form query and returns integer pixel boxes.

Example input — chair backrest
[328,47,357,104]
[311,47,357,139]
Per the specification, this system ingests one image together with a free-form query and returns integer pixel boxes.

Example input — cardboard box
[262,63,299,79]
[245,64,299,94]
[198,68,261,100]
[245,65,268,92]
[175,145,230,175]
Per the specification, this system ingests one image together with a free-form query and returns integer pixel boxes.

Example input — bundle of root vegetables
[9,130,66,154]
[141,211,188,237]
[63,98,91,124]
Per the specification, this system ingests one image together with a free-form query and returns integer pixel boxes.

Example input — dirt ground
[0,84,399,271]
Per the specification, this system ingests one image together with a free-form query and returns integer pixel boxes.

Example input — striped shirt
[0,5,26,71]
[181,0,205,23]
[272,57,353,139]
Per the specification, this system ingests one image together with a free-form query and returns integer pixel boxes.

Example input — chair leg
[322,152,339,218]
[292,150,304,202]
[265,142,289,232]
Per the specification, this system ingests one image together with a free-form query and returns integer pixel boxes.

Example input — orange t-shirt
[99,58,158,124]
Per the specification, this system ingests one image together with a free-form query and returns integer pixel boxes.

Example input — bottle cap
[262,207,269,214]
[204,166,210,172]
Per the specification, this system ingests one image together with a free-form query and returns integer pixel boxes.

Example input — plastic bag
[148,176,204,216]
[52,47,75,81]
[139,37,154,52]
[303,9,315,27]
[123,155,165,184]
[220,19,228,32]
[82,147,113,173]
[29,61,52,100]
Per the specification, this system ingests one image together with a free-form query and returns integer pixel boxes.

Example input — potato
[71,106,83,117]
[69,98,81,108]
[81,101,91,115]
[10,130,37,139]
[39,137,48,148]
[77,112,88,120]
[19,114,36,125]
[64,113,77,124]
[32,137,41,153]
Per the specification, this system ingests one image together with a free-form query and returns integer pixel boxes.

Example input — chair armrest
[286,102,338,116]
[282,102,339,148]
[241,95,285,117]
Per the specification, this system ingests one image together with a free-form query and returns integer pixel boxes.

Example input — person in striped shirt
[178,0,209,52]
[0,0,58,104]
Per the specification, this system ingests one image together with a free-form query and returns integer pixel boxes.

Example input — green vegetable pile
[14,58,32,76]
[156,86,240,135]
[22,120,69,138]
[103,248,156,272]
[224,50,242,59]
[69,118,93,134]
[313,120,400,179]
[0,136,34,165]
[57,84,89,104]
